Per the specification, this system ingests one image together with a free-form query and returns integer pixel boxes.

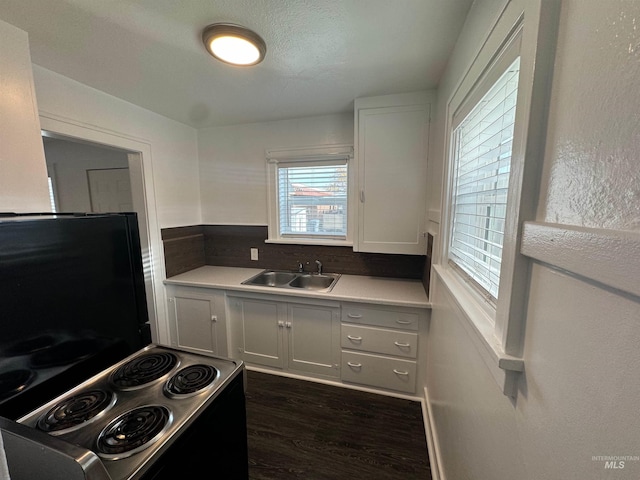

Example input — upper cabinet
[353,92,433,255]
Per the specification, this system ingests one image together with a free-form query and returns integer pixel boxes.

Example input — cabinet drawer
[341,304,419,331]
[341,324,418,359]
[341,351,417,393]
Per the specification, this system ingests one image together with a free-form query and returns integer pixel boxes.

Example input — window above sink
[265,144,354,247]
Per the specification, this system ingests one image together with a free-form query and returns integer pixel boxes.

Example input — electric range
[13,344,249,480]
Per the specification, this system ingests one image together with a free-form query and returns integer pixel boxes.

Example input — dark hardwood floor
[244,370,432,480]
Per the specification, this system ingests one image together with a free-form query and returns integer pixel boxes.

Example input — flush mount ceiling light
[202,23,266,66]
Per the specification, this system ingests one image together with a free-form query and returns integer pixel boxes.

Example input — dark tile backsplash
[162,225,431,289]
[161,226,206,277]
[423,233,434,294]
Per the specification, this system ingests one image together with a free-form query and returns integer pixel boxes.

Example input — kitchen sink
[242,270,341,292]
[288,274,336,290]
[244,270,298,287]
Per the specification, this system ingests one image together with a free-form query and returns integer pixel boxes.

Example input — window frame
[266,144,354,246]
[447,33,522,311]
[447,48,522,306]
[436,0,559,396]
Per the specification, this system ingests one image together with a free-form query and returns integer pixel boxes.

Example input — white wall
[427,1,640,479]
[0,19,49,212]
[33,66,201,229]
[198,113,353,225]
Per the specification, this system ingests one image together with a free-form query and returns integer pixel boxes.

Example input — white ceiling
[0,0,473,129]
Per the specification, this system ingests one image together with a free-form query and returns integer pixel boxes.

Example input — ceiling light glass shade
[202,23,266,66]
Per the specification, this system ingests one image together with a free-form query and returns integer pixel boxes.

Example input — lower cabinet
[164,284,428,395]
[165,286,228,357]
[340,302,424,394]
[228,293,341,378]
[341,351,418,393]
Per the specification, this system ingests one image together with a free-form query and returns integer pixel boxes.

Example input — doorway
[43,134,134,213]
[38,120,164,346]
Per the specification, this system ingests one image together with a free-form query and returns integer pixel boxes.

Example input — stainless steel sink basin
[288,274,336,290]
[244,271,298,286]
[242,270,340,292]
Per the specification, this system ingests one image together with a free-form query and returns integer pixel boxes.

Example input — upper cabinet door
[354,93,431,255]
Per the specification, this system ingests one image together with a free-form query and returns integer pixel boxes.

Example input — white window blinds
[277,160,348,238]
[449,57,521,301]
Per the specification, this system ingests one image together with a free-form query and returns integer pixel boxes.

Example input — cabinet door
[234,297,285,369]
[357,103,429,254]
[287,303,340,377]
[169,290,221,356]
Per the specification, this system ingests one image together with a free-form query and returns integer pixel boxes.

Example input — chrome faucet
[315,260,323,275]
[297,261,304,273]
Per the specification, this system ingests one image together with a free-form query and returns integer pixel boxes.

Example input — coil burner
[97,405,172,459]
[36,389,115,434]
[110,352,178,390]
[164,364,219,398]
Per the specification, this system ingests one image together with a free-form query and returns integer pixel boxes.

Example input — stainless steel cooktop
[17,344,244,480]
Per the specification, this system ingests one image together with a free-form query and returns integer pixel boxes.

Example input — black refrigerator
[0,212,152,420]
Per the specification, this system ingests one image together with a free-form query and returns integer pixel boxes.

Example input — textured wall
[427,1,640,479]
[540,0,640,231]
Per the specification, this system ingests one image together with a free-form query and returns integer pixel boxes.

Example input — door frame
[39,112,168,345]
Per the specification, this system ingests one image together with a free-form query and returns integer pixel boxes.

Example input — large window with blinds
[448,56,521,303]
[438,4,556,394]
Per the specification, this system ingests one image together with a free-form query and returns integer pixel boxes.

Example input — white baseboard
[422,385,445,480]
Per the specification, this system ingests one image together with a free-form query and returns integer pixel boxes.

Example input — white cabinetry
[229,295,285,369]
[166,286,228,357]
[340,303,424,394]
[228,293,341,378]
[353,91,433,254]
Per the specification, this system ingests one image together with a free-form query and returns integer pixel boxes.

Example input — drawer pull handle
[347,362,362,369]
[347,313,363,319]
[394,341,410,348]
[347,335,363,342]
[393,369,409,376]
[396,319,412,325]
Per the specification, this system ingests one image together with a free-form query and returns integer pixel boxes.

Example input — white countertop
[163,266,430,309]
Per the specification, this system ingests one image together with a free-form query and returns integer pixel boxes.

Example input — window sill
[265,238,353,247]
[433,264,523,398]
